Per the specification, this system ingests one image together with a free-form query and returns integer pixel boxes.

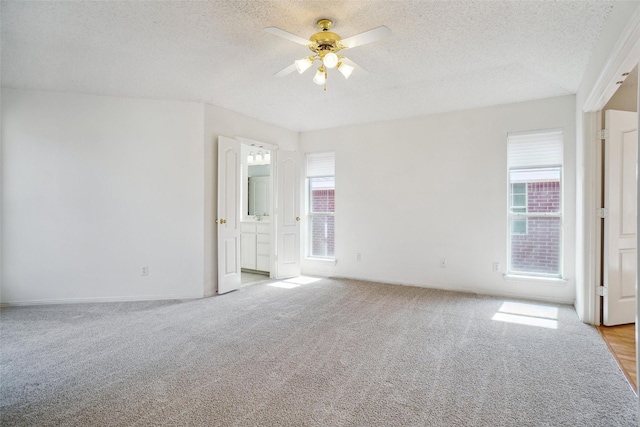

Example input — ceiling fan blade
[341,57,369,75]
[340,26,391,49]
[274,63,297,77]
[265,27,310,46]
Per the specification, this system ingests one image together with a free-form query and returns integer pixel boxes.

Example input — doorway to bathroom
[240,142,273,287]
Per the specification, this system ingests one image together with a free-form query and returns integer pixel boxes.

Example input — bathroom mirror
[241,143,273,220]
[247,164,271,216]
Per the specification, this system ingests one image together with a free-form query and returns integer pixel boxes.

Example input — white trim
[579,11,640,325]
[578,8,640,326]
[593,110,605,326]
[583,7,640,112]
[503,274,569,285]
[331,275,575,305]
[235,136,279,151]
[0,294,202,307]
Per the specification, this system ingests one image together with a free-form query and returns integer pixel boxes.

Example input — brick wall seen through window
[510,181,560,274]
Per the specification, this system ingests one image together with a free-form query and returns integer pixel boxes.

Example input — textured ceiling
[1,1,615,132]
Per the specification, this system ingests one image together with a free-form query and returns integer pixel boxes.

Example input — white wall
[202,104,298,296]
[300,96,576,303]
[1,89,205,303]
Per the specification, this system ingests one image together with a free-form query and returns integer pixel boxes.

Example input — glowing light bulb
[313,68,326,85]
[338,62,354,79]
[323,52,338,69]
[295,57,313,74]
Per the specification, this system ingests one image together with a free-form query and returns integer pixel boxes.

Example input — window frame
[509,182,528,235]
[305,152,335,260]
[507,165,563,278]
[307,176,335,259]
[506,126,564,279]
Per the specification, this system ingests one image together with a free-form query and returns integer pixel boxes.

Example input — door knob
[295,216,301,222]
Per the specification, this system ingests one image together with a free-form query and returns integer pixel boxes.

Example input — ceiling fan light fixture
[313,67,326,85]
[295,57,313,74]
[267,19,392,89]
[337,62,354,79]
[323,52,338,69]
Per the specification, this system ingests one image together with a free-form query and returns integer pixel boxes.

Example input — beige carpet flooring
[1,278,637,426]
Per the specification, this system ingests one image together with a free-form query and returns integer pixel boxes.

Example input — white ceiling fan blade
[340,26,391,49]
[341,57,369,75]
[265,27,310,46]
[274,63,296,77]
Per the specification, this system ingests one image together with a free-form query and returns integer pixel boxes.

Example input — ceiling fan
[265,19,391,89]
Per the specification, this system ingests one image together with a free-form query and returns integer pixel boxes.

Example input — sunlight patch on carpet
[492,301,559,329]
[268,276,322,289]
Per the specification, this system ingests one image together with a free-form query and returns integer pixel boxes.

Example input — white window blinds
[306,152,335,177]
[507,129,563,168]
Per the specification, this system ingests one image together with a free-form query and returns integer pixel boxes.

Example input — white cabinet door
[217,136,242,294]
[256,224,270,271]
[275,150,301,279]
[603,110,638,325]
[241,233,257,270]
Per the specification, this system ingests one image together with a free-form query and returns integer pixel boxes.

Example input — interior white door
[275,150,301,279]
[217,136,242,294]
[603,110,638,325]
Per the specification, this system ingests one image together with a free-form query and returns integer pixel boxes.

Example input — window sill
[503,274,568,286]
[305,257,335,263]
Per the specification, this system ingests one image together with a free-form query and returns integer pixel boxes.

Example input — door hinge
[598,129,609,140]
[597,286,608,296]
[596,208,608,219]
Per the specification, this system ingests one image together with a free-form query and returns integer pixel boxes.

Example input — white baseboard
[330,274,575,305]
[0,293,203,307]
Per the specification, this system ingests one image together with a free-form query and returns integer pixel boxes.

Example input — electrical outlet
[440,259,446,268]
[355,252,361,261]
[492,262,500,273]
[142,266,149,276]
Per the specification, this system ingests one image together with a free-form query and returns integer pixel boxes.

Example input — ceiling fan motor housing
[309,30,343,57]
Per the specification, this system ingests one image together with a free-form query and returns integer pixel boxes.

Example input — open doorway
[596,64,638,392]
[217,136,302,294]
[240,142,274,287]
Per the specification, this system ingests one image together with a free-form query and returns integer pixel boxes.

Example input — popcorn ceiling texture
[1,1,614,132]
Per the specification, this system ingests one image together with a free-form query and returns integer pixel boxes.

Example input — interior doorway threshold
[597,324,637,395]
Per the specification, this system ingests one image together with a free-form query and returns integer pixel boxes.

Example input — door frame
[580,8,640,325]
[237,137,278,280]
[219,137,302,290]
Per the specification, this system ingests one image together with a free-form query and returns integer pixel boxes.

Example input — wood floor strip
[596,324,637,394]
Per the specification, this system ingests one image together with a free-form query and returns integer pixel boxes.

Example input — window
[306,152,335,258]
[510,183,527,235]
[507,129,563,277]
